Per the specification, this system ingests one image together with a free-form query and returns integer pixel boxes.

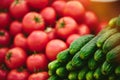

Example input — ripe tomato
[7,69,29,80]
[0,47,9,64]
[5,47,27,69]
[40,7,56,26]
[14,33,28,50]
[0,67,8,80]
[9,21,23,36]
[0,0,14,9]
[27,31,49,52]
[26,54,48,72]
[28,71,49,80]
[22,12,45,34]
[0,12,11,29]
[0,30,10,47]
[55,17,78,40]
[77,24,91,35]
[63,1,85,22]
[51,0,66,17]
[46,39,67,61]
[26,0,48,9]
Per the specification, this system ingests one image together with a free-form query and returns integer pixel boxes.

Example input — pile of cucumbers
[48,16,120,80]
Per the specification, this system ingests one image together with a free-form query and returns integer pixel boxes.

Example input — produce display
[48,16,120,80]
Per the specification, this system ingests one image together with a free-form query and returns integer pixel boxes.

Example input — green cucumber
[68,71,79,80]
[88,57,98,70]
[69,34,95,55]
[102,32,120,53]
[78,67,88,80]
[86,70,95,80]
[94,67,104,80]
[66,60,75,71]
[106,45,120,63]
[115,65,120,76]
[48,74,62,80]
[108,74,117,80]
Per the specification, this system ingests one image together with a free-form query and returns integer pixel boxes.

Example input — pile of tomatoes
[0,0,107,80]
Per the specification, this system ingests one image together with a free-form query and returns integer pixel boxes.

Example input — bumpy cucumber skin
[66,60,75,71]
[48,74,61,80]
[68,71,78,80]
[86,70,95,80]
[78,67,88,80]
[94,67,104,80]
[88,57,98,70]
[69,34,95,55]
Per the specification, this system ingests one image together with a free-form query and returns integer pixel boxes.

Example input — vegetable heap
[48,16,120,80]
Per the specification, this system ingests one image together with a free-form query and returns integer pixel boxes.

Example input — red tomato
[63,1,85,22]
[28,71,49,80]
[22,12,45,34]
[0,30,10,47]
[77,24,91,35]
[66,34,80,46]
[84,11,99,33]
[14,33,28,50]
[7,69,29,80]
[46,39,67,61]
[26,54,48,72]
[0,0,14,9]
[9,21,23,36]
[40,7,56,26]
[27,31,49,52]
[9,0,29,19]
[0,47,9,64]
[52,0,66,17]
[26,0,48,9]
[55,17,78,40]
[0,13,11,29]
[0,68,8,80]
[5,47,27,69]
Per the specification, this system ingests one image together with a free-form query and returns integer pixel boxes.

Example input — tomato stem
[0,31,5,36]
[59,20,66,28]
[6,52,12,61]
[15,0,19,4]
[34,16,41,23]
[17,67,24,72]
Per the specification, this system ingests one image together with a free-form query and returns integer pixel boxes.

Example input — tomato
[9,0,29,19]
[22,12,45,34]
[9,21,23,36]
[0,0,14,9]
[40,7,56,26]
[5,47,27,69]
[0,30,10,47]
[46,39,67,61]
[14,33,28,50]
[28,71,49,80]
[51,0,66,17]
[63,1,85,22]
[0,12,11,29]
[7,69,29,80]
[66,34,80,46]
[26,54,48,72]
[84,11,99,34]
[27,31,49,52]
[0,47,9,64]
[26,0,48,9]
[55,17,78,40]
[0,67,8,80]
[77,24,91,35]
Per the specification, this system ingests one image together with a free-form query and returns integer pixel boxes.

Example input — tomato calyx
[34,16,41,23]
[17,67,24,72]
[0,31,5,36]
[33,68,42,73]
[6,52,12,61]
[0,64,8,71]
[59,20,66,28]
[15,0,19,4]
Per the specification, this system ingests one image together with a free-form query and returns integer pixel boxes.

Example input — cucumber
[68,71,78,80]
[108,74,117,80]
[94,67,104,80]
[96,28,118,48]
[56,66,68,78]
[48,74,62,80]
[102,32,120,53]
[66,60,75,71]
[106,45,120,63]
[88,57,98,70]
[101,61,115,75]
[57,49,72,63]
[78,67,88,80]
[69,34,95,55]
[48,69,55,76]
[115,65,120,76]
[94,49,105,62]
[108,17,118,28]
[86,70,95,80]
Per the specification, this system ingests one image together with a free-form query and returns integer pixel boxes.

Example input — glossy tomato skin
[28,71,49,80]
[9,21,23,36]
[0,68,8,80]
[22,12,45,34]
[0,0,14,9]
[14,33,28,50]
[26,0,48,9]
[0,47,9,64]
[9,0,29,19]
[63,1,85,22]
[55,17,78,40]
[0,30,10,47]
[40,7,56,26]
[26,54,48,72]
[46,39,68,61]
[5,47,27,69]
[27,31,49,52]
[7,69,29,80]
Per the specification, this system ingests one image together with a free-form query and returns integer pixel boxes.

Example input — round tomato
[26,54,48,72]
[46,39,67,61]
[22,12,45,34]
[5,47,27,69]
[0,0,14,9]
[0,68,8,80]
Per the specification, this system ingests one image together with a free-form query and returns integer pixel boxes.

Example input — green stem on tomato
[34,16,41,23]
[6,52,12,61]
[0,31,5,36]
